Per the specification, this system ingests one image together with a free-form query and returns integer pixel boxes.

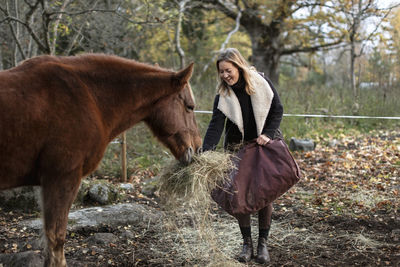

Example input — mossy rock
[0,186,41,212]
[84,179,125,206]
[0,180,128,212]
[141,176,160,197]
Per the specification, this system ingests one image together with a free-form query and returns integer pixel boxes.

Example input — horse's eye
[186,104,194,112]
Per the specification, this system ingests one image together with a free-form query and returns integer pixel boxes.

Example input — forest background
[1,0,399,176]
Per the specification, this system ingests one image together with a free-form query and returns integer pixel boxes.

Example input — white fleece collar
[217,70,274,138]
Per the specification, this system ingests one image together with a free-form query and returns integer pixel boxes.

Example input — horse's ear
[174,62,194,87]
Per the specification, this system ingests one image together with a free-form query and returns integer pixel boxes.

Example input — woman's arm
[202,95,226,151]
[262,78,284,139]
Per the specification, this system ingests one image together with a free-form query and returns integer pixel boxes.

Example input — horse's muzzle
[180,147,194,165]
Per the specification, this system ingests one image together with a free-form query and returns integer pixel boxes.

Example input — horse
[0,54,202,267]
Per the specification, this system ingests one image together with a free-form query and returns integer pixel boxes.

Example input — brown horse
[0,54,202,266]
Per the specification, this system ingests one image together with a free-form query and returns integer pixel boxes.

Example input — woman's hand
[256,134,270,146]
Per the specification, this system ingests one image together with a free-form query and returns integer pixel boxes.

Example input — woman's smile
[218,60,240,86]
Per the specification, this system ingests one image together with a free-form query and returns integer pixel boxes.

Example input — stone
[0,186,41,212]
[141,176,160,197]
[22,203,163,231]
[289,138,316,151]
[89,183,111,205]
[329,139,339,147]
[391,229,400,242]
[85,233,118,245]
[0,251,44,267]
[87,181,120,205]
[119,183,134,193]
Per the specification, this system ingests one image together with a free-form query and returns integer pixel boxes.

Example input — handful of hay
[157,151,240,265]
[157,150,236,206]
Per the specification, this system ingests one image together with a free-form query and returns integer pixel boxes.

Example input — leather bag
[211,139,301,216]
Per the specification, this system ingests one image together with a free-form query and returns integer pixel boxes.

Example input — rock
[119,183,134,193]
[0,179,125,212]
[289,138,316,151]
[89,183,112,205]
[329,139,339,147]
[76,179,125,207]
[87,181,120,205]
[391,229,400,242]
[85,233,118,245]
[0,186,41,212]
[28,238,45,250]
[141,176,160,197]
[0,251,44,267]
[120,230,134,240]
[22,203,163,231]
[74,180,92,206]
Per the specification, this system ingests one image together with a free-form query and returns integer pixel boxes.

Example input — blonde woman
[202,48,283,263]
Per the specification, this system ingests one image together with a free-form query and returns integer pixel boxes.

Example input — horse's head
[145,63,202,164]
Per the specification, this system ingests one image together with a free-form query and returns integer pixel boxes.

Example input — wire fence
[195,111,400,120]
[117,111,399,181]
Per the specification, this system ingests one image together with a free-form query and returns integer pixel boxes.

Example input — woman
[202,48,283,263]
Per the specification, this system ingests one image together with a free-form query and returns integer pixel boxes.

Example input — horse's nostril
[180,147,194,165]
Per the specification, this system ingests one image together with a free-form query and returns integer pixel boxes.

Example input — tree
[0,0,167,67]
[335,0,400,103]
[198,0,345,84]
[387,7,400,89]
[174,0,190,68]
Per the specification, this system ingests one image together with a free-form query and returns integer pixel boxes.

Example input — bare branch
[281,38,345,55]
[22,0,49,53]
[50,0,72,55]
[5,1,26,62]
[198,7,242,81]
[175,0,189,69]
[62,0,101,56]
[358,9,391,57]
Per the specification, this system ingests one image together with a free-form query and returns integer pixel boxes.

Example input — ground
[0,129,399,266]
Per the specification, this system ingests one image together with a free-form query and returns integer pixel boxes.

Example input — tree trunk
[239,2,289,85]
[251,42,281,85]
[175,0,189,69]
[50,0,71,55]
[350,42,357,100]
[0,47,3,70]
[245,21,282,85]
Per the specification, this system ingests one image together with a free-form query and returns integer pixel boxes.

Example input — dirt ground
[1,130,399,266]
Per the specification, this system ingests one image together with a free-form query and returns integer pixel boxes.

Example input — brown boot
[238,236,253,262]
[256,237,270,264]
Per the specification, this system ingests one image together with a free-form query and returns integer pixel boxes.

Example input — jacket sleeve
[202,95,226,151]
[262,77,283,139]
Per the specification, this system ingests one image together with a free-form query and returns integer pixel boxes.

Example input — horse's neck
[79,61,174,140]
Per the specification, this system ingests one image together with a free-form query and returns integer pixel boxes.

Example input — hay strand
[157,150,236,206]
[156,150,240,265]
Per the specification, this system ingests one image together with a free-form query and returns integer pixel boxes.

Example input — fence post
[121,132,127,182]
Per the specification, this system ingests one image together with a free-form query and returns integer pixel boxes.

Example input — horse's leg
[41,168,82,267]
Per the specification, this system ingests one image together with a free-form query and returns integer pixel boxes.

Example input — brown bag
[211,139,301,216]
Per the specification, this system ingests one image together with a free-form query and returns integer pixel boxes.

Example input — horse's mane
[13,54,168,76]
[72,54,166,73]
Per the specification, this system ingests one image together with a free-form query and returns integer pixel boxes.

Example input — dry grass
[155,151,243,265]
[151,204,243,266]
[157,150,236,207]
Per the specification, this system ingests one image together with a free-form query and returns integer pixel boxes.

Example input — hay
[157,150,236,207]
[156,150,240,266]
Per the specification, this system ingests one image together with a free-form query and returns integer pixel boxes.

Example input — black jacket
[202,76,283,151]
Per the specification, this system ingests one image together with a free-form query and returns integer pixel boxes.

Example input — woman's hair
[216,48,256,95]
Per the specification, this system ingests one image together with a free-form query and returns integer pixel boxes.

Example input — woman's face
[218,60,240,86]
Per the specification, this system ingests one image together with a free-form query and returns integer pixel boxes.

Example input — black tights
[236,203,273,235]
